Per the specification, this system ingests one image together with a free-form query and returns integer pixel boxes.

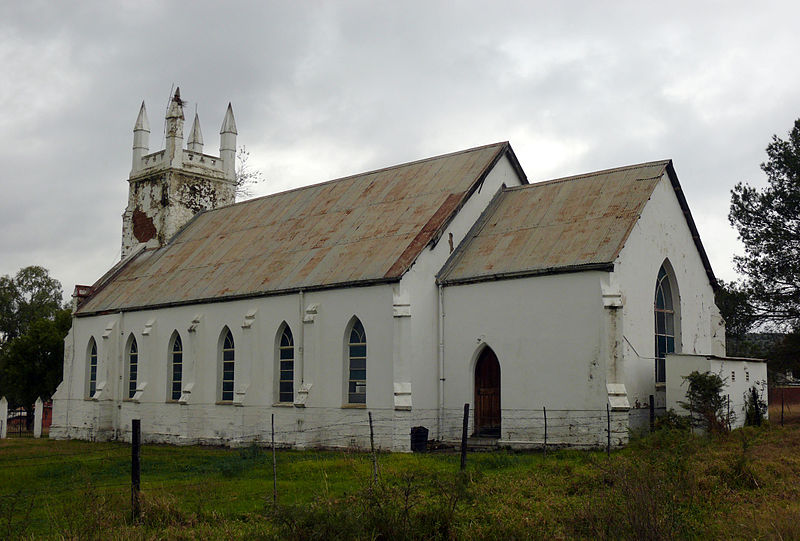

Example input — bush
[679,371,734,433]
[744,385,767,426]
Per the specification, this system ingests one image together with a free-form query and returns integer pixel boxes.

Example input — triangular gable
[438,159,717,289]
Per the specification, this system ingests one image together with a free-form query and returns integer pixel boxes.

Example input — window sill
[215,401,234,405]
[655,383,666,389]
[341,404,366,409]
[272,402,294,407]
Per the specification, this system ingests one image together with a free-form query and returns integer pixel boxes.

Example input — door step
[466,437,500,451]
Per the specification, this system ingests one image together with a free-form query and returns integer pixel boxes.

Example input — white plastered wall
[52,283,411,449]
[613,173,724,429]
[439,271,626,448]
[398,154,525,437]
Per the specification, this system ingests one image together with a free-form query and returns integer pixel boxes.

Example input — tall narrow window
[220,329,235,402]
[654,266,675,384]
[278,326,294,403]
[170,333,183,401]
[347,319,367,404]
[88,338,97,398]
[127,337,138,399]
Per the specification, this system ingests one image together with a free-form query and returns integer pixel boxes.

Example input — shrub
[744,385,767,426]
[679,371,733,433]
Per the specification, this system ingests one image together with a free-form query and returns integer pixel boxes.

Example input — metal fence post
[460,403,469,471]
[369,411,378,484]
[543,406,547,458]
[606,404,611,457]
[649,394,655,432]
[131,419,141,522]
[271,413,277,505]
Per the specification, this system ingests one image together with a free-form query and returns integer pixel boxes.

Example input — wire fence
[0,403,632,518]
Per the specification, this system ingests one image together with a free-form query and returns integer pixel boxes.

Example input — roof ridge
[516,159,671,189]
[207,141,510,213]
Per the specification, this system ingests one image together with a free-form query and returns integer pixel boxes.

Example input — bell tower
[121,88,238,258]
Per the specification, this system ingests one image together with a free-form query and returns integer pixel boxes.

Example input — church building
[51,89,762,450]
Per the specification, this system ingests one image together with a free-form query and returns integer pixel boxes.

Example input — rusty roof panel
[78,142,513,314]
[439,160,670,284]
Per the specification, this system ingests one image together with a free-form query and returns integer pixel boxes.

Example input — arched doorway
[474,347,501,437]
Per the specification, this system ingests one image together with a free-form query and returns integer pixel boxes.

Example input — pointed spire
[132,101,150,173]
[134,101,150,132]
[165,87,185,165]
[187,113,204,153]
[220,102,237,134]
[219,102,237,181]
[166,87,185,120]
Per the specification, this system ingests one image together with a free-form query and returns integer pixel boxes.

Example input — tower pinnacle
[132,101,150,173]
[165,87,185,165]
[219,103,237,180]
[187,113,204,153]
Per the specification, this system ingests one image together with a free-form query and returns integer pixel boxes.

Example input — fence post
[782,388,785,427]
[271,413,277,505]
[543,406,547,458]
[649,394,655,432]
[34,397,43,438]
[369,411,378,484]
[460,403,469,471]
[0,397,7,439]
[727,394,731,431]
[606,404,611,457]
[131,419,141,522]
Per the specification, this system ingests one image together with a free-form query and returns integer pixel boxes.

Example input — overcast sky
[2,1,799,300]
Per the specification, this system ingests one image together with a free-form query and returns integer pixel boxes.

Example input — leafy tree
[0,266,64,346]
[0,309,72,427]
[729,119,800,329]
[715,280,756,339]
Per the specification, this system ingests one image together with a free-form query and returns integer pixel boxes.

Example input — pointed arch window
[170,333,183,401]
[87,338,97,398]
[278,326,294,403]
[220,329,235,402]
[347,319,367,404]
[654,266,675,384]
[127,336,138,399]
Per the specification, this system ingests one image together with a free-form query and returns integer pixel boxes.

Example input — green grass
[3,426,800,539]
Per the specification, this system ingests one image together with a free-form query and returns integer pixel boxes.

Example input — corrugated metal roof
[438,160,671,284]
[77,142,517,315]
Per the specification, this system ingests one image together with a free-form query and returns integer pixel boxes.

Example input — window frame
[345,318,367,405]
[126,335,139,400]
[86,338,98,399]
[168,332,183,402]
[276,323,294,404]
[219,328,235,403]
[654,265,677,384]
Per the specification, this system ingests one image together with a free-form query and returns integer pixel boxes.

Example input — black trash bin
[410,426,428,453]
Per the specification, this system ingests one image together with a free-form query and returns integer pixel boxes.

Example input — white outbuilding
[51,89,739,450]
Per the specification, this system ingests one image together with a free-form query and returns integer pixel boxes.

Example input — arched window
[127,336,138,399]
[87,338,97,398]
[277,325,294,404]
[347,319,367,404]
[220,328,235,402]
[654,265,676,384]
[169,332,183,401]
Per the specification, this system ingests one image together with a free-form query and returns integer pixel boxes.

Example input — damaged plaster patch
[178,175,219,214]
[132,208,156,242]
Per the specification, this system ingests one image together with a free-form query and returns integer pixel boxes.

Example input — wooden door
[474,348,501,437]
